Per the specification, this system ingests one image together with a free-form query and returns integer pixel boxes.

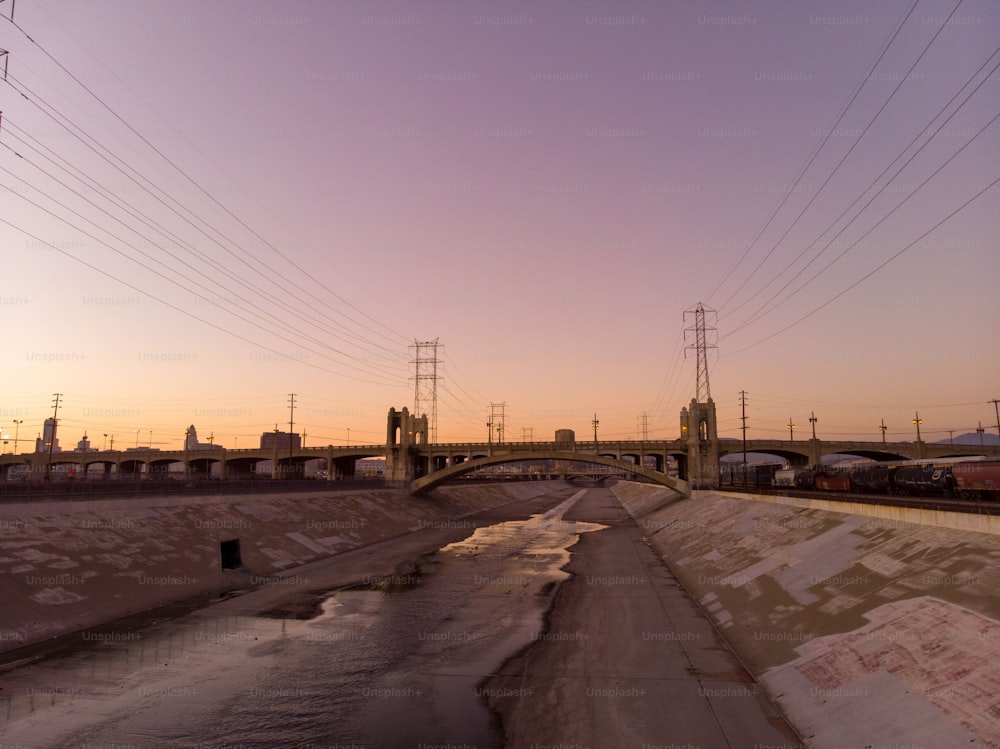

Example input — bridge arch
[410,450,689,497]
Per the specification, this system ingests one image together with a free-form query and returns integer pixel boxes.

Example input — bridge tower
[385,407,429,482]
[682,303,720,489]
[680,398,719,489]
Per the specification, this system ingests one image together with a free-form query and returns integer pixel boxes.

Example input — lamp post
[347,427,350,447]
[809,411,818,440]
[592,413,599,449]
[977,422,985,451]
[134,429,140,449]
[103,433,108,451]
[487,421,493,446]
[912,412,923,442]
[787,418,795,441]
[879,419,887,447]
[12,419,22,455]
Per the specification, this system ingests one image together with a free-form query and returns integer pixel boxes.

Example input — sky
[1,0,998,451]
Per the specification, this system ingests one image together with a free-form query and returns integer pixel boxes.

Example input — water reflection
[0,493,604,747]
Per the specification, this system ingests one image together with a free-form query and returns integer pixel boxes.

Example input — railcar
[953,460,1000,499]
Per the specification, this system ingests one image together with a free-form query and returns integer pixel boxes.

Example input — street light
[809,412,818,440]
[487,420,493,446]
[12,419,22,455]
[787,418,795,441]
[103,433,108,451]
[879,419,887,447]
[592,413,599,448]
[135,429,140,449]
[977,422,985,451]
[912,412,923,442]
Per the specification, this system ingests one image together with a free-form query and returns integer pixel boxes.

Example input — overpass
[2,403,996,489]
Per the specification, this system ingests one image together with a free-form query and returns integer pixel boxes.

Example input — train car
[794,469,816,489]
[814,475,851,491]
[953,460,1000,499]
[891,463,955,496]
[849,462,893,494]
[773,468,801,487]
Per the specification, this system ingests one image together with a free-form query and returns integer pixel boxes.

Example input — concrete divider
[612,482,1000,747]
[0,481,563,654]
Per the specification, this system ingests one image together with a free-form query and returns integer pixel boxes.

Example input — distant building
[76,432,91,451]
[34,418,61,453]
[184,424,216,450]
[261,430,301,450]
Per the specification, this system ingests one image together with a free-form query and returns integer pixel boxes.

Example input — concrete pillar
[682,397,719,489]
[808,438,822,468]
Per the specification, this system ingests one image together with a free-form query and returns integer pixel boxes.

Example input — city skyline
[2,1,998,449]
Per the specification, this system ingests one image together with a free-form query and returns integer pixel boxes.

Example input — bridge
[1,402,996,493]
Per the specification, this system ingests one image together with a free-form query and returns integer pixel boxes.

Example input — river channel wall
[611,481,1000,746]
[0,481,563,655]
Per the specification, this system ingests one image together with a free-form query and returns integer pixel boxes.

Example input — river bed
[0,491,603,747]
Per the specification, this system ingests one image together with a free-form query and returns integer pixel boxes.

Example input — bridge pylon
[385,407,429,482]
[680,397,719,489]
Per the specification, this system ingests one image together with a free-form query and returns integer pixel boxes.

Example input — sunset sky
[1,0,998,451]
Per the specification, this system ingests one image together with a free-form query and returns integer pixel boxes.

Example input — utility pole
[411,339,442,443]
[45,393,62,481]
[948,429,955,447]
[990,400,1000,448]
[879,419,887,447]
[288,393,297,479]
[739,391,748,490]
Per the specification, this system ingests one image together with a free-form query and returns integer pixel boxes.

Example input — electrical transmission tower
[637,412,649,441]
[410,339,441,442]
[683,303,717,403]
[490,402,506,444]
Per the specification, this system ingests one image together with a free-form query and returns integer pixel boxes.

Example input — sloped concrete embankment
[611,482,1000,747]
[0,481,563,654]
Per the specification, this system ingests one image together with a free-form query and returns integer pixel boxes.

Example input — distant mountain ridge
[934,431,999,446]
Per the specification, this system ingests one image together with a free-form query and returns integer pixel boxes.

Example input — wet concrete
[483,486,802,748]
[0,485,597,747]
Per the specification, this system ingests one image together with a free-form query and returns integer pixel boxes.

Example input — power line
[705,0,920,306]
[725,174,1000,356]
[715,0,966,320]
[3,12,411,348]
[723,50,1000,340]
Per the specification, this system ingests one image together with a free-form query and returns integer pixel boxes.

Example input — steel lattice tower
[683,303,717,403]
[410,339,441,443]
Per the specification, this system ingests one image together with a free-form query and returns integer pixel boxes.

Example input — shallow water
[0,492,604,747]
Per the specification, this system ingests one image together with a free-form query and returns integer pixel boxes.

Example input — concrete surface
[483,486,802,748]
[612,482,1000,747]
[0,481,564,653]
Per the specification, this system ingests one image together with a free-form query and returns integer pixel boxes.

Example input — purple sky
[2,0,998,450]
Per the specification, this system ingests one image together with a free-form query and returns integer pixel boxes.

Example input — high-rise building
[34,418,61,453]
[260,430,301,450]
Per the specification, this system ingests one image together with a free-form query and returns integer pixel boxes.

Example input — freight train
[722,457,1000,500]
